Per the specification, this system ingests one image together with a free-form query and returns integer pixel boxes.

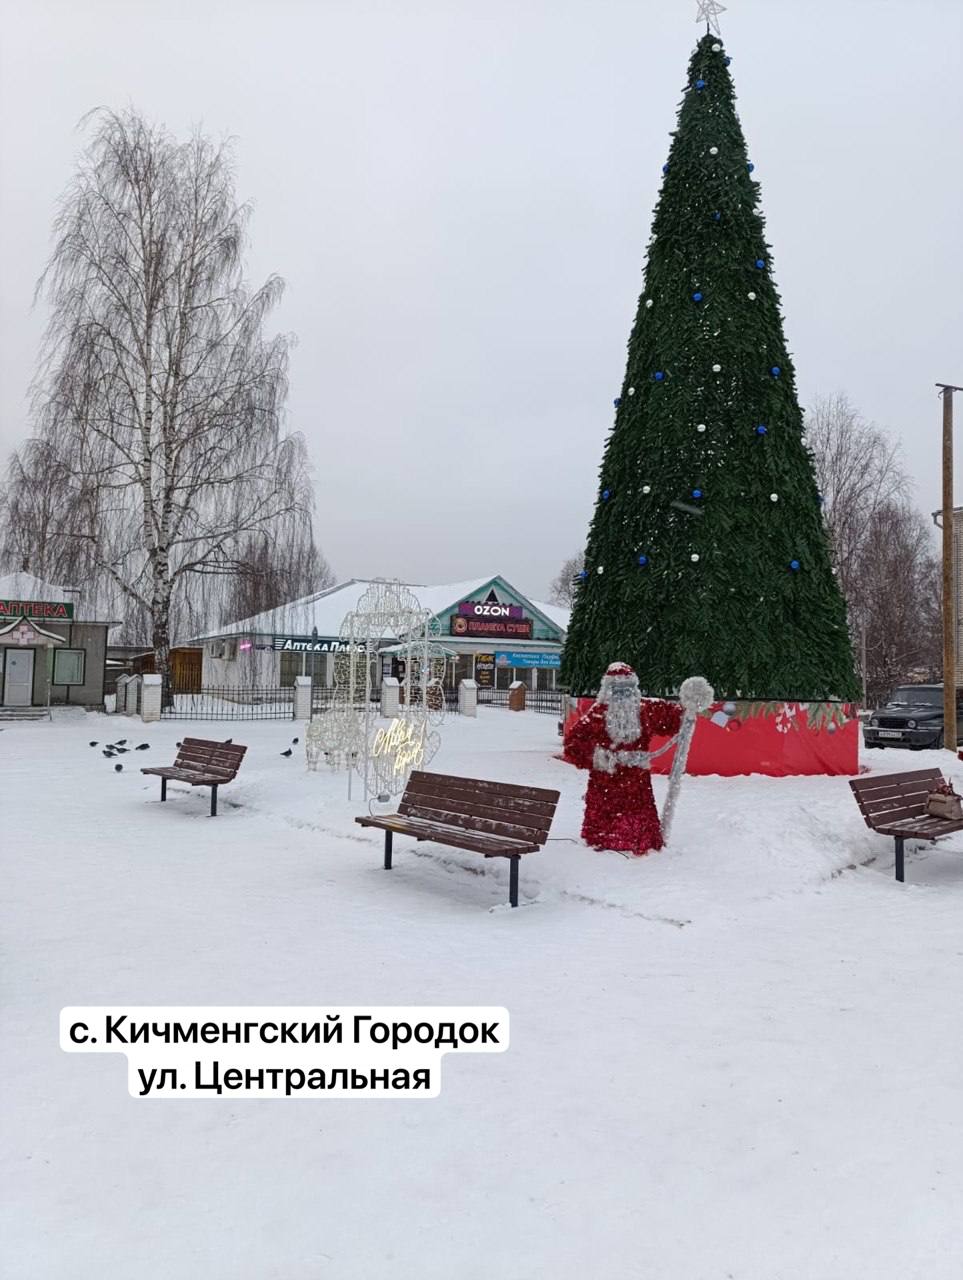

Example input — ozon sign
[458,600,524,621]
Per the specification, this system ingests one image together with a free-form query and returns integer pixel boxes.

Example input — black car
[863,684,963,750]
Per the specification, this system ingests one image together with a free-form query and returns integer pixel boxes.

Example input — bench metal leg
[894,836,904,883]
[210,785,218,818]
[509,855,519,908]
[160,778,167,802]
[384,829,393,870]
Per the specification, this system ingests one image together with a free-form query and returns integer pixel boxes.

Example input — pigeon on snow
[135,743,150,751]
[114,763,123,772]
[280,748,293,758]
[89,741,98,747]
[292,737,299,745]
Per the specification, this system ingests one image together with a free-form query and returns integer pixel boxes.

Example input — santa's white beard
[605,697,641,744]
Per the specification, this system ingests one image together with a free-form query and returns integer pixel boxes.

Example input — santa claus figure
[566,661,683,856]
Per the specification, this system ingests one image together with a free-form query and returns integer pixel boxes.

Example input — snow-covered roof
[0,572,82,602]
[530,599,571,632]
[190,576,568,642]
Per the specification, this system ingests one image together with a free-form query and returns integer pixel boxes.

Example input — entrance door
[4,648,35,706]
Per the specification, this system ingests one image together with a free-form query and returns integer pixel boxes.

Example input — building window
[53,648,86,685]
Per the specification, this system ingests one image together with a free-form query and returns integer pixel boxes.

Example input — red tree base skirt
[563,698,859,777]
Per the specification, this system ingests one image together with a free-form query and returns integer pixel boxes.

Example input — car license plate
[877,729,903,738]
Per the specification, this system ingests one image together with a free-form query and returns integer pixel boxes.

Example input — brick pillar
[458,678,478,717]
[140,674,162,723]
[380,676,400,719]
[293,675,312,721]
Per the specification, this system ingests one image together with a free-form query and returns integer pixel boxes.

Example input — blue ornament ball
[653,371,666,382]
[638,555,649,567]
[712,211,722,221]
[692,291,703,302]
[755,258,766,269]
[789,560,801,571]
[579,570,589,580]
[724,56,731,65]
[695,79,706,90]
[692,489,703,499]
[602,489,610,500]
[755,424,768,435]
[770,366,781,377]
[747,162,755,172]
[613,397,621,407]
[662,163,670,174]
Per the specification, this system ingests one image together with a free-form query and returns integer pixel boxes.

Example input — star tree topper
[696,0,726,37]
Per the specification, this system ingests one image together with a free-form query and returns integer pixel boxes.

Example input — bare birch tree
[21,108,315,679]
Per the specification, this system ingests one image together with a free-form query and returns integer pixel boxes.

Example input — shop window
[53,648,85,685]
[453,655,473,689]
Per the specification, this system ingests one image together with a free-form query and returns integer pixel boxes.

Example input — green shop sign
[0,598,75,622]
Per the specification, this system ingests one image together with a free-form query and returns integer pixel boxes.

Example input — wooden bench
[355,770,560,907]
[849,767,963,881]
[142,737,248,816]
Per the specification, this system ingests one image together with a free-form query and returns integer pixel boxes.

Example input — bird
[89,741,98,747]
[115,739,128,746]
[224,737,233,744]
[280,748,293,758]
[114,763,123,772]
[176,741,183,748]
[114,747,130,754]
[102,749,115,758]
[135,743,150,751]
[291,737,299,745]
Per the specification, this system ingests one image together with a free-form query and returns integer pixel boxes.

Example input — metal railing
[160,683,295,720]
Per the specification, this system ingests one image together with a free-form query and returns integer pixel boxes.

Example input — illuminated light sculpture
[310,581,446,799]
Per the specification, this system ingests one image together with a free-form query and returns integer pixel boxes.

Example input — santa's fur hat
[597,662,640,703]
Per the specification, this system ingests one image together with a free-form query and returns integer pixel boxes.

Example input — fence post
[125,675,142,715]
[458,678,478,718]
[293,676,312,721]
[113,675,129,715]
[380,676,400,719]
[141,673,162,723]
[508,680,526,712]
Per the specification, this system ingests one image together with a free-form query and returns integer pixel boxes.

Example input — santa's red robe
[567,698,683,855]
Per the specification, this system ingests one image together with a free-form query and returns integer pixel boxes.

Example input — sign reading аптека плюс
[61,1006,509,1099]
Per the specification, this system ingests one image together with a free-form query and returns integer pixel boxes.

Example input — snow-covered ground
[2,709,961,1279]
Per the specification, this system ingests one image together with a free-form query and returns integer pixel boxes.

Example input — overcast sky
[1,0,961,600]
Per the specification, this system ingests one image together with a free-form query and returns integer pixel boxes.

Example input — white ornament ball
[645,298,654,308]
[712,364,721,373]
[712,42,722,52]
[748,291,757,300]
[770,493,779,502]
[597,565,604,574]
[696,423,706,433]
[690,553,700,563]
[628,386,635,396]
[642,484,651,494]
[709,146,719,156]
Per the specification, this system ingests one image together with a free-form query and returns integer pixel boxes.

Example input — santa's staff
[659,676,714,842]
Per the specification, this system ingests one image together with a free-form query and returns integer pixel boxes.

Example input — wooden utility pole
[938,384,963,753]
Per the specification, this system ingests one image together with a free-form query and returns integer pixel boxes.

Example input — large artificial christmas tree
[562,32,859,705]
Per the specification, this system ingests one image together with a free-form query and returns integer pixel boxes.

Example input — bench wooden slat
[397,802,549,845]
[408,769,559,805]
[402,774,558,819]
[399,788,554,832]
[357,814,538,856]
